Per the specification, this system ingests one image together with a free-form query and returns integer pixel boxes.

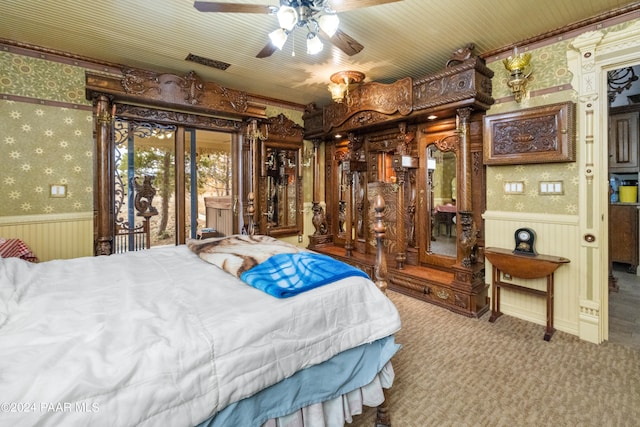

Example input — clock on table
[513,227,537,256]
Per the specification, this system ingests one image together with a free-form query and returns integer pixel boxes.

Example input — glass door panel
[113,120,176,251]
[185,129,233,239]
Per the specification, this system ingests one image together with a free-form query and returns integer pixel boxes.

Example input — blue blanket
[240,252,370,298]
[198,335,400,427]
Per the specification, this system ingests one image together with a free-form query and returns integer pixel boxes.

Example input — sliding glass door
[112,120,235,251]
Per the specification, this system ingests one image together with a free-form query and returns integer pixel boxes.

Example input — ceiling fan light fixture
[269,28,289,50]
[306,33,323,54]
[318,13,339,37]
[276,6,298,31]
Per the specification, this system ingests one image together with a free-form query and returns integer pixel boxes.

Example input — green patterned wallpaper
[488,40,574,101]
[485,42,577,215]
[0,52,89,104]
[0,101,93,216]
[4,15,633,218]
[1,51,94,217]
[486,162,579,214]
[0,50,308,218]
[484,18,638,215]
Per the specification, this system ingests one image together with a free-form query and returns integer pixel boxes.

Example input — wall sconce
[246,118,268,142]
[328,70,365,105]
[503,47,532,102]
[302,146,313,168]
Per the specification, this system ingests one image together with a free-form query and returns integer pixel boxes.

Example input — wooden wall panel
[0,213,93,262]
[484,211,580,335]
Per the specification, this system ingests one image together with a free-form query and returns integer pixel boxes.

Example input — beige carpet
[351,291,640,427]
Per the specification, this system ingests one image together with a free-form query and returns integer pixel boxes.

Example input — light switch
[539,181,563,195]
[50,184,67,198]
[503,181,525,194]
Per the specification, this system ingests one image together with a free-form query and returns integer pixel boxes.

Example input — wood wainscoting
[0,212,93,262]
[483,211,580,336]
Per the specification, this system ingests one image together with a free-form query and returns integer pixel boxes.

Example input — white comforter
[0,245,401,427]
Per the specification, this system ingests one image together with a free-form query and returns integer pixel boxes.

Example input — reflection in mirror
[427,144,457,258]
[377,152,396,183]
[408,172,417,247]
[262,146,300,234]
[355,176,365,239]
[189,129,233,239]
[338,161,348,236]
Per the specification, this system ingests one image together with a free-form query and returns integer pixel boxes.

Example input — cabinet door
[610,204,639,267]
[609,112,639,172]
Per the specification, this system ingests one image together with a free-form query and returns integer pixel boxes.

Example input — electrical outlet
[298,235,303,243]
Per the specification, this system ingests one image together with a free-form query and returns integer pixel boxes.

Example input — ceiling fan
[193,0,403,58]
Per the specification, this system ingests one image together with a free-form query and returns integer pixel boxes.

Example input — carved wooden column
[392,123,415,269]
[92,94,114,256]
[373,198,390,427]
[246,191,256,236]
[456,107,476,267]
[394,167,407,269]
[457,107,473,212]
[342,133,364,257]
[311,139,328,236]
[373,194,388,294]
[344,169,354,256]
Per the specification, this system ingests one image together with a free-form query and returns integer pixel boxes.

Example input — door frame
[568,20,640,343]
[90,100,247,254]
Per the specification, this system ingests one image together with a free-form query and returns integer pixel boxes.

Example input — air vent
[185,53,230,70]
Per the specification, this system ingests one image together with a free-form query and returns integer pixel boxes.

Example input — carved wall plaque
[483,101,576,165]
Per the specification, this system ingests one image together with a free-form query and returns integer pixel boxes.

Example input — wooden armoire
[304,46,495,317]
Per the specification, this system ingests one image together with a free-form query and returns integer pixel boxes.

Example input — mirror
[334,156,367,244]
[259,142,302,236]
[426,144,457,257]
[337,160,348,237]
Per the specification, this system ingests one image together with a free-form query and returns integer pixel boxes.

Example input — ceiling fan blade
[329,0,403,13]
[320,28,364,56]
[256,42,278,59]
[193,2,274,13]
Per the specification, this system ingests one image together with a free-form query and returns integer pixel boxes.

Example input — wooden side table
[485,247,570,341]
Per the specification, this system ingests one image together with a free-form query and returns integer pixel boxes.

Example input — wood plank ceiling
[1,0,639,107]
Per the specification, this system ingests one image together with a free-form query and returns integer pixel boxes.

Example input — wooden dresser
[304,45,494,318]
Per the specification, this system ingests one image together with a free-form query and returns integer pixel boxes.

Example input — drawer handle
[436,290,450,300]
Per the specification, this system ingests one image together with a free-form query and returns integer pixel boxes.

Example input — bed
[0,233,401,427]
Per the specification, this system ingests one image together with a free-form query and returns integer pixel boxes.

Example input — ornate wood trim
[264,113,304,143]
[116,104,242,131]
[413,56,494,111]
[303,51,495,139]
[306,46,492,320]
[323,77,413,133]
[256,114,304,238]
[87,68,275,255]
[86,69,267,119]
[483,101,576,165]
